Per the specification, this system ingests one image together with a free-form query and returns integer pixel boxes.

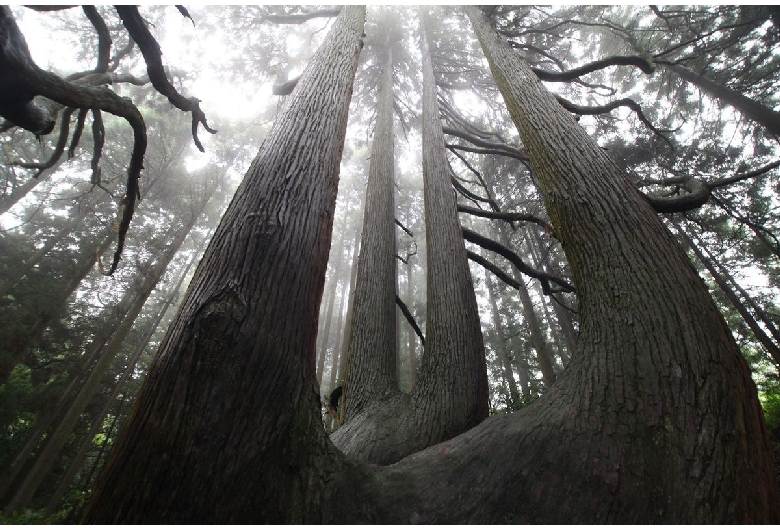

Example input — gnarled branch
[531,55,655,83]
[115,5,216,152]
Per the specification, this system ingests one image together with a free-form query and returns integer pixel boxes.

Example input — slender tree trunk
[331,12,489,464]
[0,205,86,298]
[0,164,60,216]
[496,226,557,387]
[405,260,416,390]
[328,232,360,396]
[464,7,779,520]
[484,268,520,409]
[676,224,780,366]
[316,193,353,385]
[340,49,398,421]
[664,62,780,136]
[82,8,366,522]
[6,189,209,514]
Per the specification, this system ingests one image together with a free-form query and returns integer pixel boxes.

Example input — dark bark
[395,295,424,347]
[331,11,489,465]
[340,50,398,421]
[531,55,655,82]
[464,7,779,521]
[82,8,366,522]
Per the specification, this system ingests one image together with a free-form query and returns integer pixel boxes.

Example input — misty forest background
[1,5,779,523]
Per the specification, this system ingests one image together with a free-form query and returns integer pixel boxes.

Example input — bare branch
[115,5,216,151]
[458,203,556,237]
[462,227,575,294]
[396,295,425,346]
[531,55,655,83]
[82,6,111,73]
[260,8,341,24]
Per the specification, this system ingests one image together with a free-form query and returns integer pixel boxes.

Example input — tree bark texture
[465,6,779,522]
[82,7,366,523]
[341,49,398,421]
[331,12,489,465]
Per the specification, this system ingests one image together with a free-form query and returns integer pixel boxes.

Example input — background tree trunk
[330,11,489,465]
[341,49,398,421]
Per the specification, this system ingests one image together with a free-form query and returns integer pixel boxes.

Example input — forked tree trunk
[331,11,489,464]
[462,7,779,521]
[78,7,778,525]
[82,7,366,522]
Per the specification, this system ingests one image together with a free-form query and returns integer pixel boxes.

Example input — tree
[331,10,489,465]
[82,7,366,522]
[1,5,778,524]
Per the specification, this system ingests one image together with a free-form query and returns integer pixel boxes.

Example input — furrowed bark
[82,7,366,522]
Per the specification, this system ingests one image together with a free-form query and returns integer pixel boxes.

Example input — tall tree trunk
[82,8,366,522]
[5,188,210,514]
[341,49,398,421]
[527,226,578,356]
[463,7,779,521]
[496,225,557,387]
[331,11,489,464]
[0,163,61,216]
[0,203,86,298]
[484,268,520,409]
[316,191,354,385]
[664,62,780,136]
[328,232,360,396]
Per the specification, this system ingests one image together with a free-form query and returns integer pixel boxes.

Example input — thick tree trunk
[341,49,398,421]
[82,8,366,522]
[462,7,779,521]
[331,12,489,465]
[664,62,780,136]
